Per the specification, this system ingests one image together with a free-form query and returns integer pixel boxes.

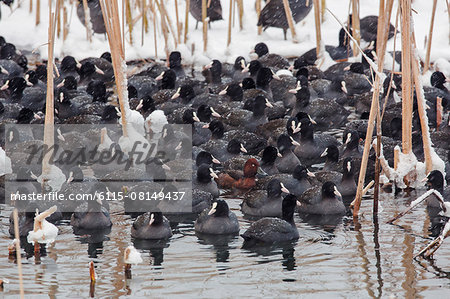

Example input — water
[0,189,449,298]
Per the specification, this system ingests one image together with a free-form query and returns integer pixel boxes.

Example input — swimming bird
[195,199,239,234]
[297,181,345,215]
[241,194,299,243]
[131,211,173,240]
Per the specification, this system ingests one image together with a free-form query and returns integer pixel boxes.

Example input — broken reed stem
[400,0,413,154]
[313,0,322,59]
[155,0,170,60]
[256,0,262,35]
[126,0,133,45]
[282,0,298,43]
[202,0,207,52]
[227,0,232,46]
[141,0,146,46]
[63,6,68,41]
[159,0,178,47]
[153,0,158,57]
[99,0,128,137]
[351,0,360,57]
[36,0,40,25]
[352,0,393,218]
[57,2,61,38]
[42,0,60,181]
[423,0,437,73]
[411,38,433,173]
[320,0,326,22]
[13,209,25,299]
[236,0,243,30]
[30,0,32,13]
[373,0,386,215]
[174,0,181,42]
[184,0,190,43]
[82,0,92,42]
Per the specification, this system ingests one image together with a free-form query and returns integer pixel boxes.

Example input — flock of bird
[0,1,449,255]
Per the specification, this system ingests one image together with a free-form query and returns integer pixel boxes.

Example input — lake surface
[0,189,449,298]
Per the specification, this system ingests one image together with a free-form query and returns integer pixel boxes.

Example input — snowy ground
[0,0,449,68]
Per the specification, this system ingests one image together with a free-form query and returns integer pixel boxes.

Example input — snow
[34,164,66,192]
[124,245,142,265]
[0,146,12,176]
[27,218,58,244]
[0,0,448,68]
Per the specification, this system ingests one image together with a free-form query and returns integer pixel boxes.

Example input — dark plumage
[241,194,299,243]
[257,0,313,40]
[131,212,173,240]
[77,0,106,34]
[195,200,239,234]
[190,0,223,28]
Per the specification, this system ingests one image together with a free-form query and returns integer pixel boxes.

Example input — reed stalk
[400,0,413,155]
[352,0,393,218]
[321,0,326,22]
[313,0,322,59]
[174,0,181,41]
[99,0,129,137]
[236,0,243,30]
[227,0,232,46]
[82,0,92,42]
[202,0,207,52]
[126,0,133,45]
[63,5,68,40]
[423,0,437,73]
[159,0,178,47]
[30,0,32,13]
[184,0,190,43]
[36,0,40,26]
[282,0,298,42]
[256,0,262,35]
[153,2,159,57]
[351,0,360,57]
[13,209,24,299]
[155,0,170,59]
[42,0,60,183]
[411,36,433,173]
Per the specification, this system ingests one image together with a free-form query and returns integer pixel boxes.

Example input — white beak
[320,148,328,157]
[59,92,64,102]
[308,115,317,125]
[272,71,281,80]
[175,141,182,150]
[219,86,228,95]
[162,163,171,171]
[0,67,9,75]
[136,99,144,110]
[57,128,65,142]
[156,71,165,80]
[57,79,65,88]
[277,152,283,158]
[95,65,104,75]
[193,112,200,122]
[265,99,273,108]
[204,62,213,70]
[1,80,9,91]
[341,81,348,94]
[209,168,218,179]
[66,171,74,183]
[288,65,294,71]
[208,202,218,215]
[290,137,300,146]
[240,144,248,153]
[345,133,351,144]
[212,156,221,164]
[210,107,221,118]
[334,186,342,197]
[344,65,351,71]
[347,161,351,172]
[202,123,210,129]
[149,213,155,225]
[75,59,82,69]
[280,183,290,194]
[171,87,181,99]
[307,169,315,177]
